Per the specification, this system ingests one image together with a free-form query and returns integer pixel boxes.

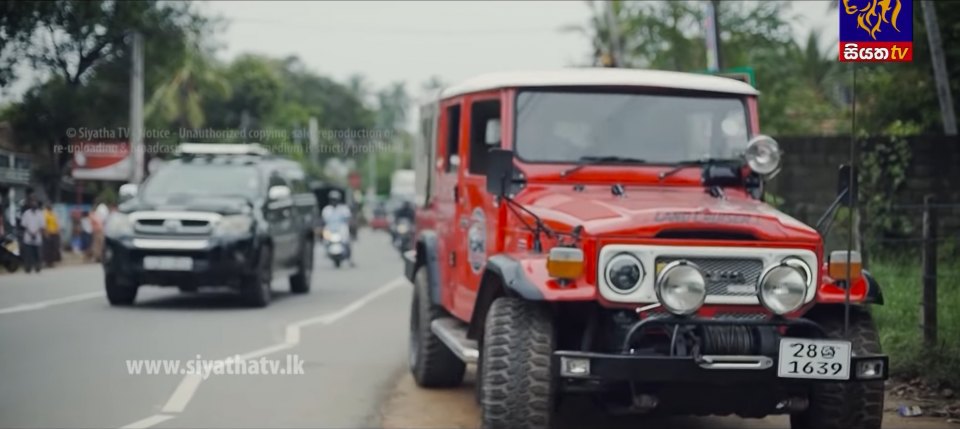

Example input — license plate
[143,256,193,271]
[328,243,344,255]
[778,338,851,380]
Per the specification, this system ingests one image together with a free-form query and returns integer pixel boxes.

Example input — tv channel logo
[839,0,913,62]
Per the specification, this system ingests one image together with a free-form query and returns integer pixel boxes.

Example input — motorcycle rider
[321,190,355,267]
[391,199,415,249]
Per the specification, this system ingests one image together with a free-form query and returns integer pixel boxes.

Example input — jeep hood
[518,185,819,242]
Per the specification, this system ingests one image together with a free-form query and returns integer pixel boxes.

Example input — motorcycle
[1,233,22,273]
[392,217,413,255]
[321,223,351,268]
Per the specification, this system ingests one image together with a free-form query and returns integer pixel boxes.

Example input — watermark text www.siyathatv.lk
[125,354,305,380]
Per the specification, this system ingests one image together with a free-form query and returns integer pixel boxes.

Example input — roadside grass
[869,253,960,388]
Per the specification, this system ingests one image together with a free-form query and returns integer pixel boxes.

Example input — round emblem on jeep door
[467,208,487,274]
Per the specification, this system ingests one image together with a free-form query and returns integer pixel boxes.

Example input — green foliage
[858,121,918,243]
[871,256,960,388]
[95,187,118,206]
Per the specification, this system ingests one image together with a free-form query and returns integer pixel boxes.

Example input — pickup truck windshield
[141,164,262,200]
[515,90,750,164]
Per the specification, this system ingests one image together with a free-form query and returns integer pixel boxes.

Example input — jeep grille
[655,257,764,297]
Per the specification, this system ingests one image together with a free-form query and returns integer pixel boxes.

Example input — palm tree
[145,41,229,130]
[559,0,632,67]
[346,73,370,107]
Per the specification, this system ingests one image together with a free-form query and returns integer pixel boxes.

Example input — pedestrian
[90,209,104,262]
[20,198,44,273]
[42,203,61,267]
[80,211,94,261]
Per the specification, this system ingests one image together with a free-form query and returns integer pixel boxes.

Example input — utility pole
[604,0,622,67]
[921,0,958,136]
[308,117,319,167]
[704,0,722,71]
[129,31,145,184]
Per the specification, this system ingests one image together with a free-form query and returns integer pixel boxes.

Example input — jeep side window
[468,100,501,175]
[444,104,461,173]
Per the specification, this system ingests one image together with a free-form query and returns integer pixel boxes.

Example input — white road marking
[119,414,175,429]
[160,374,202,414]
[0,291,104,315]
[121,276,409,428]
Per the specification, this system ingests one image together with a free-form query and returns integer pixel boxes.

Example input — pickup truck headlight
[105,213,133,237]
[214,215,254,237]
[656,260,706,316]
[758,261,809,315]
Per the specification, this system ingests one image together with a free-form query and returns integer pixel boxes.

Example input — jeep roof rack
[176,143,270,156]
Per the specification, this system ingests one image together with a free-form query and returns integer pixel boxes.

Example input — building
[0,122,33,228]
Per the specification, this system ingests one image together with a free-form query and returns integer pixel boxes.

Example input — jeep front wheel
[409,268,465,387]
[480,297,556,429]
[790,306,884,429]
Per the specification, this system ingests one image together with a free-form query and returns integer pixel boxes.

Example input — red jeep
[405,69,887,429]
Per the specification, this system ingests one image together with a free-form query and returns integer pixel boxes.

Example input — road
[0,232,946,429]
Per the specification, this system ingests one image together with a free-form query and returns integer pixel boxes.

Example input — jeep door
[450,94,503,319]
[433,100,463,316]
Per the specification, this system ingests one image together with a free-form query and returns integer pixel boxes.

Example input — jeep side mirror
[837,164,858,207]
[486,149,516,196]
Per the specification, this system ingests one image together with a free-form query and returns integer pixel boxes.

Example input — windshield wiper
[658,158,740,181]
[560,155,648,177]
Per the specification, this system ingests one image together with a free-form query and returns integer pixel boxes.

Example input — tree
[1,1,210,200]
[0,1,57,88]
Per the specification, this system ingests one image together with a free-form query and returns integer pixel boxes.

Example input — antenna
[844,64,858,336]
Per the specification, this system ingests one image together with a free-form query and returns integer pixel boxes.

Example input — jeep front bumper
[553,316,888,386]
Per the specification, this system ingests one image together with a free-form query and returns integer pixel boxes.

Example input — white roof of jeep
[439,68,758,99]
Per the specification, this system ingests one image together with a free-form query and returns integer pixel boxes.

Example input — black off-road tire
[480,297,556,429]
[409,268,466,387]
[791,306,884,429]
[105,274,138,306]
[241,247,272,308]
[289,240,313,294]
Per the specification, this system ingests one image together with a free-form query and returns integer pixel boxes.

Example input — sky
[202,1,837,101]
[1,1,838,106]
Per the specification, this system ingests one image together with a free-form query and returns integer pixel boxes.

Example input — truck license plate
[777,338,851,380]
[143,256,193,271]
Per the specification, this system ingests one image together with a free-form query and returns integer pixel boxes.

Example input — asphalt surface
[0,232,410,429]
[0,231,947,429]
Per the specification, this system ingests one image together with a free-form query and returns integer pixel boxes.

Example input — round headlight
[656,261,707,316]
[744,135,781,178]
[605,254,644,294]
[759,264,808,315]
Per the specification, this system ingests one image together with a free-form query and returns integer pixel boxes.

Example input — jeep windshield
[140,163,262,200]
[514,90,751,165]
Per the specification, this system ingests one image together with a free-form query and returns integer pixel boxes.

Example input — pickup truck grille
[655,257,764,297]
[130,212,220,236]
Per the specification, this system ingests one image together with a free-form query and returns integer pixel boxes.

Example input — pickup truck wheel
[480,297,556,429]
[105,274,138,306]
[409,268,465,387]
[790,307,884,429]
[289,240,313,294]
[242,247,272,308]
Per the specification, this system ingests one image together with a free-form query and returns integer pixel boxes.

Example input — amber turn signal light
[547,247,584,280]
[828,250,863,282]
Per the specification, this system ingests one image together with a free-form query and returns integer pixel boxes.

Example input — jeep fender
[862,270,884,305]
[409,231,442,305]
[466,254,544,340]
